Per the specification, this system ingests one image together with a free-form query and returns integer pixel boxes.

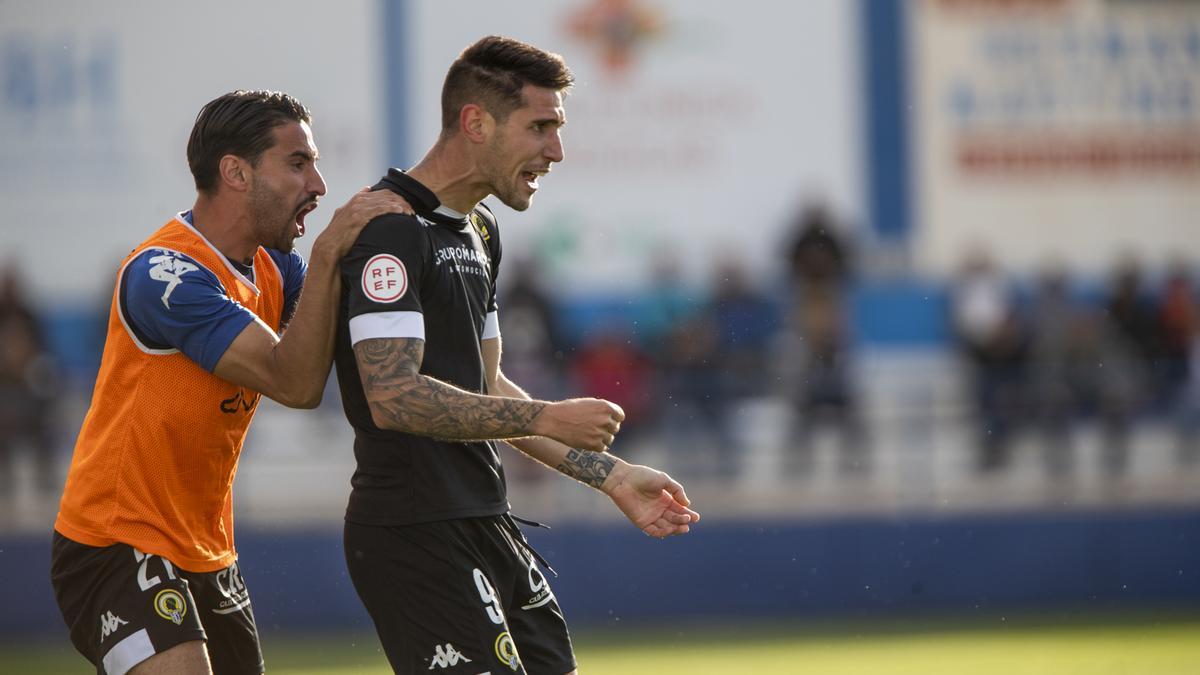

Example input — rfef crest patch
[361,254,408,303]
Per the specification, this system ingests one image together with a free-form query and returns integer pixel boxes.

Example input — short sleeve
[265,248,307,330]
[341,214,431,343]
[121,248,257,372]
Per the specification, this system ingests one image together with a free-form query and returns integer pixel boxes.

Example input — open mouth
[522,169,548,191]
[294,201,318,237]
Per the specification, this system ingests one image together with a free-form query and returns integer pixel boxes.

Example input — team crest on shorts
[154,589,188,625]
[494,631,520,671]
[361,254,407,303]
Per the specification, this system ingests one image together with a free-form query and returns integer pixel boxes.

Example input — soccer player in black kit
[333,36,701,674]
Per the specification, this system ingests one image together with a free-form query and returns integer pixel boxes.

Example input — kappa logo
[361,254,408,303]
[99,611,127,642]
[427,643,472,670]
[146,250,199,309]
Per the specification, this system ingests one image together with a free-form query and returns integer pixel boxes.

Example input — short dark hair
[187,90,312,195]
[441,35,574,132]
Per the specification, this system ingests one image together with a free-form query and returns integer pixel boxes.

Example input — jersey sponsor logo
[362,254,408,303]
[220,388,260,415]
[99,611,127,642]
[154,588,188,625]
[433,245,489,270]
[494,632,520,671]
[146,250,200,309]
[427,643,472,669]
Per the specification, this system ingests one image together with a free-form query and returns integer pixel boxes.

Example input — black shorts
[50,531,264,675]
[345,514,575,674]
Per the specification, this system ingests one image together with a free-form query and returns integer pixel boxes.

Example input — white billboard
[0,0,385,303]
[405,0,862,292]
[911,0,1200,276]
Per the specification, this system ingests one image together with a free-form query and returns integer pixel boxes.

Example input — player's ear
[460,104,493,144]
[218,155,252,193]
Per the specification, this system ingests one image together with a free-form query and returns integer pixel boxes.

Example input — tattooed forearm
[556,448,616,489]
[355,338,545,440]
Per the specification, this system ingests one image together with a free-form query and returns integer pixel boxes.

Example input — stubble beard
[485,134,532,212]
[248,178,296,253]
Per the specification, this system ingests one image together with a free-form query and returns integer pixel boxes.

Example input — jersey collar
[378,169,470,230]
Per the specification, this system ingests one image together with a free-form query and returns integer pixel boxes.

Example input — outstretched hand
[603,463,700,538]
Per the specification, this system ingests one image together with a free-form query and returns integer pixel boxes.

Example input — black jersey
[334,169,508,526]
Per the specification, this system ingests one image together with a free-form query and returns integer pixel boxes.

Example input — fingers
[610,402,626,423]
[662,475,691,507]
[643,518,691,538]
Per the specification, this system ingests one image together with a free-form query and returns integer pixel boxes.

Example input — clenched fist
[531,397,624,453]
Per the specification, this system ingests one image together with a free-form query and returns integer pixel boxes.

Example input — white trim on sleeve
[481,310,500,340]
[349,311,425,345]
[102,628,155,675]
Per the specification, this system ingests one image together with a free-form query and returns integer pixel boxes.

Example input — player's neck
[190,197,259,265]
[407,143,488,215]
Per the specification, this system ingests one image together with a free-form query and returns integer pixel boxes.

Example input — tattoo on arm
[556,448,616,489]
[355,337,545,440]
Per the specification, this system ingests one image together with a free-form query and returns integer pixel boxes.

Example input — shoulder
[358,212,431,248]
[122,248,224,324]
[124,247,219,293]
[263,247,305,274]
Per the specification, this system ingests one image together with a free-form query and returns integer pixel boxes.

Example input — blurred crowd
[4,207,1199,503]
[952,250,1200,477]
[0,263,61,504]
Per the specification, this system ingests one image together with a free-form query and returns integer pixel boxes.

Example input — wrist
[526,400,551,436]
[599,456,630,495]
[306,244,338,273]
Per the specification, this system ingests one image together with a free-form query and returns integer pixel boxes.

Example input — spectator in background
[782,202,866,474]
[1095,256,1158,476]
[497,257,567,400]
[0,264,60,500]
[1027,262,1095,479]
[1158,259,1197,462]
[951,249,1028,472]
[657,302,728,474]
[1177,301,1200,468]
[637,249,698,347]
[571,328,657,445]
[706,259,776,474]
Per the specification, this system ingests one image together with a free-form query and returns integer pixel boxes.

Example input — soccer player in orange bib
[50,90,411,675]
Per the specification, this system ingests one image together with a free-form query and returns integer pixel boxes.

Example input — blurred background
[1,0,1198,672]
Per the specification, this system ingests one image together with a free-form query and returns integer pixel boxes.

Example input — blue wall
[6,509,1198,642]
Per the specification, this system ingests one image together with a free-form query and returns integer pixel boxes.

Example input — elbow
[271,386,323,410]
[293,394,322,410]
[368,406,402,432]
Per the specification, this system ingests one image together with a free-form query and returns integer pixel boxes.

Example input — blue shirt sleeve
[265,248,306,330]
[121,248,257,372]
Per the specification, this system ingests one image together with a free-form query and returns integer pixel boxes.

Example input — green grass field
[3,616,1197,674]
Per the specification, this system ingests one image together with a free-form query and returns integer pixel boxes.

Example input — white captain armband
[482,311,499,340]
[349,311,425,345]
